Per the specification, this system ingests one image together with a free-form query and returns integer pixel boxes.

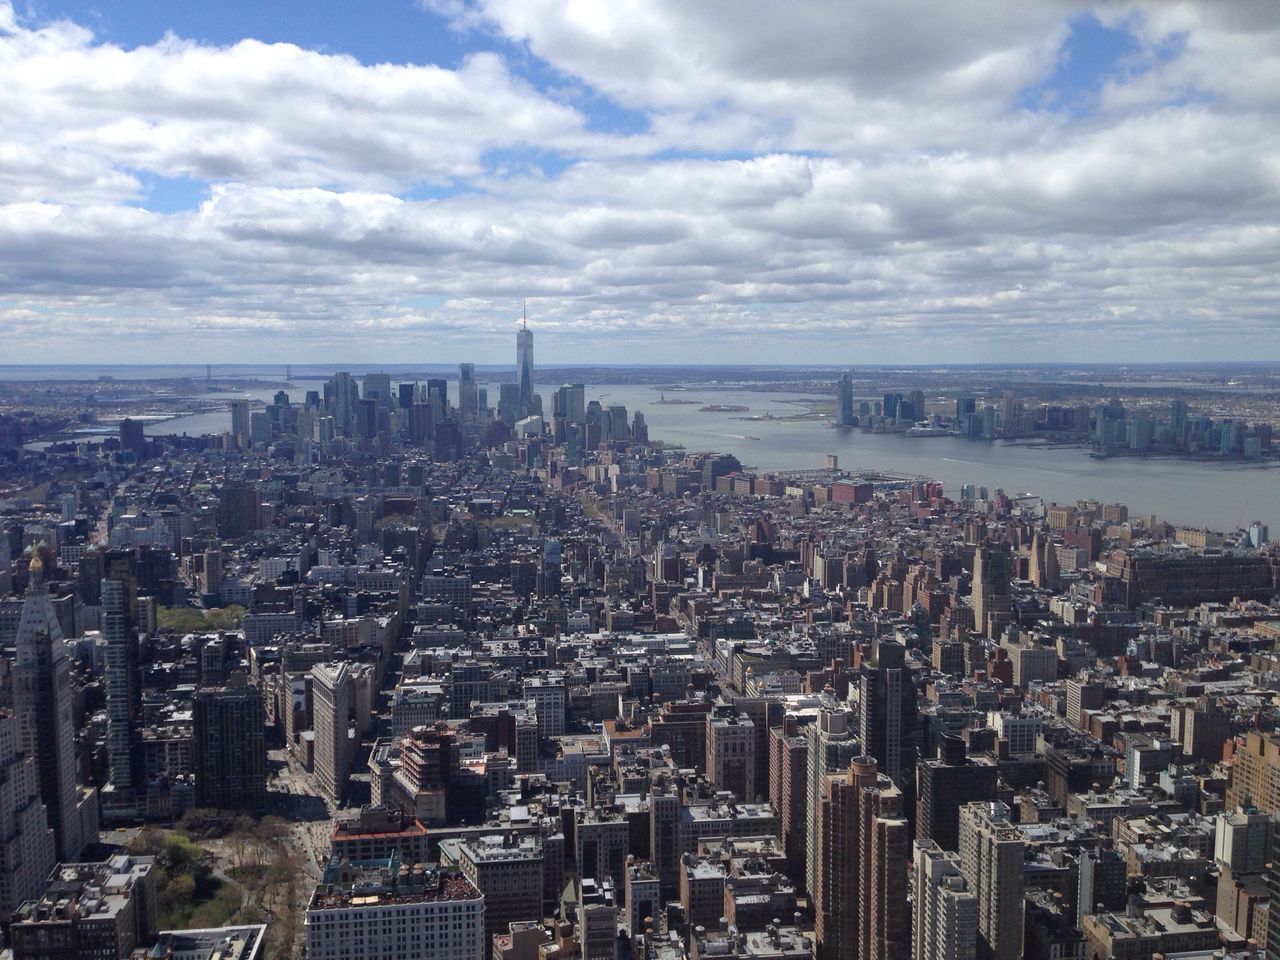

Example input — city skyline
[1,1,1277,364]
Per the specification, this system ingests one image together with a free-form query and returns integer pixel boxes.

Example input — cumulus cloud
[0,0,1277,362]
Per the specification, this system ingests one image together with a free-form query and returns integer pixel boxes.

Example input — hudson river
[139,378,1278,534]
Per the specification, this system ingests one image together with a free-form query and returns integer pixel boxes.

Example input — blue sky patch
[1018,13,1150,116]
[130,173,208,212]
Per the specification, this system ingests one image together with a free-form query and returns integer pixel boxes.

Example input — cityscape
[2,2,1280,960]
[2,321,1280,960]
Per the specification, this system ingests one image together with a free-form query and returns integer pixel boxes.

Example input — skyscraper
[1000,390,1017,438]
[805,702,859,897]
[813,756,909,960]
[312,662,353,806]
[959,801,1024,960]
[858,638,917,789]
[363,372,392,410]
[858,763,910,960]
[426,378,448,412]
[118,418,147,460]
[971,544,1012,639]
[458,363,478,423]
[555,383,586,424]
[332,371,357,435]
[14,552,93,859]
[498,382,522,425]
[101,579,138,818]
[517,314,534,415]
[916,736,999,852]
[230,399,251,448]
[0,709,56,918]
[193,674,267,810]
[914,839,978,960]
[836,373,855,426]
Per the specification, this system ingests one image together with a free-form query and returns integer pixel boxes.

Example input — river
[122,376,1276,534]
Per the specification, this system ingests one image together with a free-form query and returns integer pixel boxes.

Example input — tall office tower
[312,662,353,806]
[331,371,358,435]
[118,418,147,460]
[916,736,999,852]
[458,363,478,423]
[397,381,416,410]
[498,382,522,425]
[970,544,1012,639]
[1171,397,1190,438]
[1028,532,1060,591]
[955,397,977,422]
[216,480,261,538]
[248,410,272,446]
[0,709,56,917]
[1000,390,1016,437]
[805,703,859,897]
[517,316,534,414]
[229,399,251,448]
[909,389,926,423]
[959,801,1024,960]
[858,638,917,789]
[914,840,978,960]
[427,378,448,412]
[540,540,562,597]
[193,674,267,810]
[354,397,377,439]
[201,546,224,599]
[706,705,755,801]
[14,553,90,859]
[854,759,910,960]
[363,372,392,409]
[555,383,586,423]
[836,373,855,426]
[100,579,137,818]
[409,402,435,446]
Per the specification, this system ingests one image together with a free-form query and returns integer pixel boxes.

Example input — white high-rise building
[0,710,56,917]
[312,662,352,806]
[959,801,1024,960]
[14,552,94,859]
[914,840,977,960]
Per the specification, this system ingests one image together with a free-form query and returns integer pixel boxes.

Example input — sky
[0,0,1277,365]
